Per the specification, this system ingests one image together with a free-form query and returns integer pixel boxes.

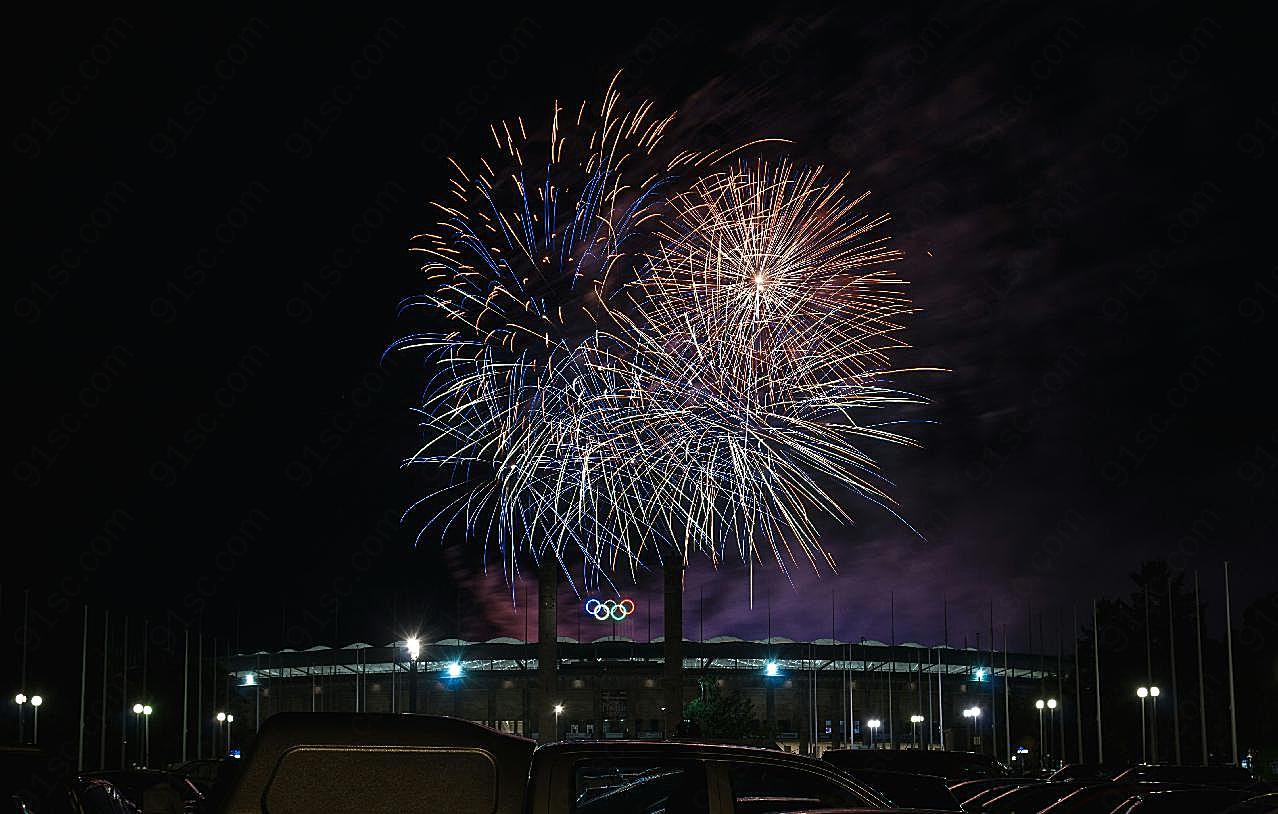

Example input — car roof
[216,713,535,814]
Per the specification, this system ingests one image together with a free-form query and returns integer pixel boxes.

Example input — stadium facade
[222,636,1070,757]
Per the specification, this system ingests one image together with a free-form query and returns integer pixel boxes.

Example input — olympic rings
[584,597,636,621]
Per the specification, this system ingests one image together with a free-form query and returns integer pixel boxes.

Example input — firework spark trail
[392,77,928,595]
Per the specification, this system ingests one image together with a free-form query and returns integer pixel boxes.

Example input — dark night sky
[10,2,1275,680]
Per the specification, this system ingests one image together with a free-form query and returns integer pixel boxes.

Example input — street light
[215,711,234,754]
[142,705,153,767]
[963,707,981,751]
[1047,699,1058,770]
[446,662,463,679]
[29,696,42,745]
[1035,700,1047,768]
[867,718,881,749]
[910,715,925,749]
[14,694,27,743]
[764,661,780,678]
[553,704,564,740]
[1137,687,1149,763]
[132,704,145,764]
[1149,686,1160,763]
[406,638,421,714]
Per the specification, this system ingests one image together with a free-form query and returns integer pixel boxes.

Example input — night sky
[11,1,1274,683]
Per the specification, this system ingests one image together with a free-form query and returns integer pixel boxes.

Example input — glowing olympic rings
[584,597,636,622]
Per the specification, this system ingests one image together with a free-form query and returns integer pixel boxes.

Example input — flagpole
[182,628,190,763]
[78,605,89,771]
[1194,572,1208,764]
[1224,561,1238,765]
[1073,606,1083,763]
[100,611,109,769]
[1092,599,1103,763]
[1167,576,1181,765]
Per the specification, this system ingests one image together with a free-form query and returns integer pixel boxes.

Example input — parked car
[3,749,137,814]
[213,712,960,813]
[80,771,202,814]
[823,749,1011,782]
[1112,764,1257,788]
[831,768,961,810]
[1110,787,1254,813]
[1220,793,1278,814]
[976,781,1095,813]
[1039,783,1182,813]
[1046,763,1127,782]
[946,777,1038,806]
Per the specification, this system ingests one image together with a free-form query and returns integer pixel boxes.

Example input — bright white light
[1035,699,1045,710]
[1047,699,1057,709]
[240,673,257,687]
[216,712,226,722]
[142,705,152,716]
[226,714,234,723]
[14,694,26,705]
[446,662,463,678]
[30,696,42,708]
[965,706,981,718]
[553,704,564,714]
[910,715,924,723]
[974,667,987,681]
[1149,686,1160,697]
[133,703,144,714]
[867,718,881,729]
[406,637,421,661]
[1137,686,1149,698]
[764,662,780,677]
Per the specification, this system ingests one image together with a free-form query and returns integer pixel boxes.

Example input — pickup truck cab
[213,713,949,813]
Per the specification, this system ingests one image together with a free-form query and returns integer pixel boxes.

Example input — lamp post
[867,718,881,750]
[14,694,27,743]
[216,712,234,755]
[1137,687,1149,764]
[30,696,43,745]
[1035,700,1046,768]
[1046,699,1057,770]
[963,707,981,751]
[406,638,421,714]
[142,705,153,767]
[132,704,145,765]
[910,715,924,749]
[1148,686,1160,764]
[553,704,564,741]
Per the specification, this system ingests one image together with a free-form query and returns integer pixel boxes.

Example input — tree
[684,678,767,740]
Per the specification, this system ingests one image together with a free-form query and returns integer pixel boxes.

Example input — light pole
[1047,699,1057,770]
[553,704,564,741]
[867,718,881,750]
[1149,686,1160,763]
[1137,687,1149,764]
[910,715,924,749]
[216,712,226,755]
[132,704,145,765]
[1035,699,1046,768]
[30,696,43,745]
[216,712,235,755]
[963,707,981,751]
[142,705,153,767]
[14,694,27,743]
[406,638,421,714]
